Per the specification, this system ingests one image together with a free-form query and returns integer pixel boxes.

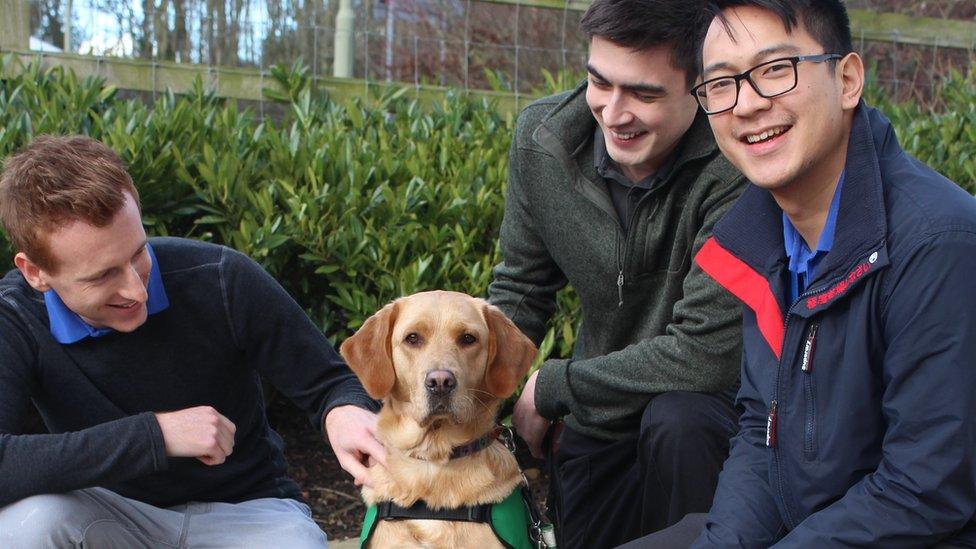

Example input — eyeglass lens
[698,59,797,113]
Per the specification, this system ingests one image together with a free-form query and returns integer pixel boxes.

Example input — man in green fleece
[488,1,746,547]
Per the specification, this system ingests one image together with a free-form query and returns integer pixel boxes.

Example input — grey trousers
[0,487,328,548]
[615,513,707,548]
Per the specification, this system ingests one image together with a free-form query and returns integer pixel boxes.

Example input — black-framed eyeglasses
[691,54,843,115]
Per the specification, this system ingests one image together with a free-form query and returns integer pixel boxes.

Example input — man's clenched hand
[155,406,237,466]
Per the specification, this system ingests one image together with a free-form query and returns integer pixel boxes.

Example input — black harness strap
[376,500,494,523]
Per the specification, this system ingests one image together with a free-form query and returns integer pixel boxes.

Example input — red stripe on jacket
[695,237,784,360]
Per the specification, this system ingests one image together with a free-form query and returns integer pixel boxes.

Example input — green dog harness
[359,487,535,549]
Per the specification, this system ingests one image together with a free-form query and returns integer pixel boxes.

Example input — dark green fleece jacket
[488,84,745,441]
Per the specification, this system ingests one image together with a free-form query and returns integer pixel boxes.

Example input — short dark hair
[0,135,140,272]
[581,0,704,88]
[703,0,854,58]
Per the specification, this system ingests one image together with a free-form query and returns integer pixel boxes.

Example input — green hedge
[863,69,976,187]
[0,56,580,357]
[0,55,973,361]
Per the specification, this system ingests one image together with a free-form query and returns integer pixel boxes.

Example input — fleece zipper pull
[617,270,624,307]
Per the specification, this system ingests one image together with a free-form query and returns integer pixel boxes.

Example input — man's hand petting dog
[512,370,551,459]
[155,406,237,466]
[325,405,387,487]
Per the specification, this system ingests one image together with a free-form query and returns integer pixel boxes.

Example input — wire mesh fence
[20,0,976,109]
[847,0,975,106]
[27,0,589,93]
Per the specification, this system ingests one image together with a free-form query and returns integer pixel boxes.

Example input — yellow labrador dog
[340,291,538,549]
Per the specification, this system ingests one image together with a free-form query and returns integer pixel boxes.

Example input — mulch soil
[266,398,551,541]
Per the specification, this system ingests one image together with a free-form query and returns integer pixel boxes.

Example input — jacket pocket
[801,321,820,460]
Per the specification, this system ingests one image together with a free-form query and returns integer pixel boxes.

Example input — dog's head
[339,291,537,429]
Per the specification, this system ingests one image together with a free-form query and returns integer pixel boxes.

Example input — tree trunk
[155,0,172,60]
[173,0,189,62]
[139,0,154,58]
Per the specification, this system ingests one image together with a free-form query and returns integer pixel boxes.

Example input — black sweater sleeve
[0,297,168,507]
[217,247,378,432]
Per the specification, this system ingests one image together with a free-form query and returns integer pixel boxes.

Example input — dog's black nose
[425,370,457,395]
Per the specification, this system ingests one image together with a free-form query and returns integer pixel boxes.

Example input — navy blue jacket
[692,104,976,547]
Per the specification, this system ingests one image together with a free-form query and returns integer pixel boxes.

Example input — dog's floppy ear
[483,303,538,398]
[340,300,399,399]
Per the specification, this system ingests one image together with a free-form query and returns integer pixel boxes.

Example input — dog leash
[500,427,558,549]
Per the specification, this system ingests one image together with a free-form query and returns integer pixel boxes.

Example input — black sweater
[0,237,376,507]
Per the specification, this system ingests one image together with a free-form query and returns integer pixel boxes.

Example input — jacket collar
[711,101,891,285]
[532,82,596,163]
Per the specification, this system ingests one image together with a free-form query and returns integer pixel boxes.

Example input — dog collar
[449,426,506,460]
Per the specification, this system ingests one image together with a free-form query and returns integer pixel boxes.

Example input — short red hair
[0,135,140,272]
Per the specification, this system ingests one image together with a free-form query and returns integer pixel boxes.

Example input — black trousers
[547,390,738,549]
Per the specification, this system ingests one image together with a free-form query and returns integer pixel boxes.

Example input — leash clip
[529,519,557,548]
[501,425,517,454]
[519,476,557,548]
[530,521,544,548]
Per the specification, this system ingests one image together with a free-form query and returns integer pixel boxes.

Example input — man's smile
[742,125,791,144]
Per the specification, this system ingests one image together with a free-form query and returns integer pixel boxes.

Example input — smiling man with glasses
[685,0,976,547]
[620,1,976,548]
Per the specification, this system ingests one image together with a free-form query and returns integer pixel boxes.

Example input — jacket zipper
[802,322,819,458]
[613,187,657,308]
[614,231,624,307]
[766,399,778,448]
[801,322,819,372]
[770,312,794,527]
[616,270,624,307]
[770,286,825,528]
[766,246,884,528]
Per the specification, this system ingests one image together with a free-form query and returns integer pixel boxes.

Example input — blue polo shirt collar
[44,242,170,344]
[783,171,845,303]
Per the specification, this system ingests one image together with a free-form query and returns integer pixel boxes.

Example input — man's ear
[838,52,865,110]
[483,303,538,398]
[14,253,51,292]
[339,300,399,399]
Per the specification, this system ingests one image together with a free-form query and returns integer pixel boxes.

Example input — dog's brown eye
[405,333,421,345]
[459,333,477,346]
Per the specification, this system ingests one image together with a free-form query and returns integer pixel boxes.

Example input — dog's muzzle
[425,369,456,413]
